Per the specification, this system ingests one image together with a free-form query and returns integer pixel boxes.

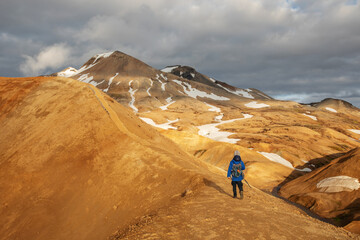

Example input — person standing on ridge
[227,150,245,199]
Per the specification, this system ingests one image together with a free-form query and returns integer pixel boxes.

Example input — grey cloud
[0,0,359,107]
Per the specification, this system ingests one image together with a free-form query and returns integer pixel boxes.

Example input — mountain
[161,64,273,99]
[56,51,271,107]
[307,98,359,114]
[2,76,358,239]
[53,51,360,234]
[55,51,360,190]
[279,147,360,234]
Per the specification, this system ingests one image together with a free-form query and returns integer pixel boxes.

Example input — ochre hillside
[0,76,207,240]
[52,51,360,235]
[279,147,360,234]
[0,76,359,239]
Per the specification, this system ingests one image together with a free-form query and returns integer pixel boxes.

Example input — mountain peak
[309,98,359,111]
[55,51,273,103]
[161,65,213,85]
[57,50,156,79]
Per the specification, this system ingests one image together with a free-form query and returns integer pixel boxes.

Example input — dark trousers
[232,181,243,197]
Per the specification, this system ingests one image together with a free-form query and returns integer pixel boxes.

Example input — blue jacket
[227,155,245,181]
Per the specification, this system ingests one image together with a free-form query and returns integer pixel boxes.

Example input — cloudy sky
[1,0,359,107]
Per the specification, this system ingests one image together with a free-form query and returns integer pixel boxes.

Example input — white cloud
[19,43,72,76]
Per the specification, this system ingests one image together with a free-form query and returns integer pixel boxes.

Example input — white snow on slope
[160,97,176,110]
[197,114,253,144]
[173,80,229,101]
[140,118,178,130]
[104,73,118,92]
[326,107,337,113]
[156,74,166,91]
[303,113,317,121]
[209,77,216,83]
[245,101,270,108]
[160,73,168,81]
[89,79,105,87]
[161,66,179,73]
[68,52,114,78]
[78,73,93,83]
[317,176,360,193]
[93,51,113,63]
[215,114,224,122]
[258,152,294,169]
[295,168,312,172]
[217,84,254,99]
[128,80,138,113]
[147,79,153,96]
[57,67,78,78]
[349,129,360,134]
[76,62,97,75]
[204,103,221,113]
[191,73,195,78]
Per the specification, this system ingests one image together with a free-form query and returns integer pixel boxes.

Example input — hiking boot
[240,191,244,199]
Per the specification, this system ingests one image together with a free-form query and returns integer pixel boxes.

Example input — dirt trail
[117,174,358,240]
[87,84,140,141]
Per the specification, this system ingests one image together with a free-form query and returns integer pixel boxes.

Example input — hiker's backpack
[231,162,244,178]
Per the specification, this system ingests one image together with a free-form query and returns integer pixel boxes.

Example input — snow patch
[57,67,78,78]
[93,51,113,63]
[156,74,166,91]
[209,77,216,83]
[128,80,138,113]
[190,73,195,78]
[76,63,96,75]
[88,79,105,87]
[349,129,360,134]
[161,66,179,73]
[104,73,118,92]
[317,176,360,193]
[215,114,224,122]
[326,107,337,113]
[74,52,114,77]
[204,103,221,113]
[245,101,270,108]
[160,73,167,81]
[258,152,294,169]
[160,97,176,110]
[173,80,229,101]
[78,73,93,84]
[295,168,312,172]
[217,84,254,99]
[197,114,253,144]
[140,118,178,130]
[302,113,317,121]
[146,79,153,96]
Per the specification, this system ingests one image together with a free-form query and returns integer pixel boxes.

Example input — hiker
[227,150,245,199]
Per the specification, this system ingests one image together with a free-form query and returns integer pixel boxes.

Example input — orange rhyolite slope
[279,147,360,233]
[0,76,207,240]
[0,76,358,239]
